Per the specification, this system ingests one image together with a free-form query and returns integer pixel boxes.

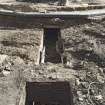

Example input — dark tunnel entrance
[44,28,61,63]
[25,82,73,105]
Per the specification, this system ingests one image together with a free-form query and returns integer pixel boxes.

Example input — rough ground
[61,20,105,105]
[0,20,105,105]
[0,1,105,105]
[0,29,43,105]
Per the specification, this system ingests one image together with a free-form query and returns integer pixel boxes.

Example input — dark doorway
[25,82,73,105]
[44,28,61,63]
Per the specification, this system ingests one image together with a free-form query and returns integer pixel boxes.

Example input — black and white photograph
[0,0,105,105]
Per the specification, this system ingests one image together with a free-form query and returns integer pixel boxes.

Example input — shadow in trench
[44,28,61,63]
[25,82,74,105]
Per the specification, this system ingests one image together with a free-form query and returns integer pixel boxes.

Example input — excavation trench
[25,82,73,105]
[40,28,64,64]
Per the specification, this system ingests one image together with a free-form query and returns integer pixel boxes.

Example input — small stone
[78,97,84,101]
[38,70,43,75]
[47,73,57,79]
[51,74,57,79]
[13,57,24,65]
[77,91,82,96]
[89,89,95,95]
[0,54,8,64]
[94,95,103,100]
[66,61,73,68]
[76,78,81,86]
[4,62,11,71]
[96,65,99,68]
[77,91,84,101]
[99,68,104,73]
[2,70,10,76]
[97,74,104,84]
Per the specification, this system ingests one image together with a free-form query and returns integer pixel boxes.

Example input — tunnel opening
[25,81,73,105]
[44,28,62,63]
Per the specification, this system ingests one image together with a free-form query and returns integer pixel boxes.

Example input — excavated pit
[44,28,61,63]
[25,82,73,105]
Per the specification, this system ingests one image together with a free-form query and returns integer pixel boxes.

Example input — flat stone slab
[25,81,73,105]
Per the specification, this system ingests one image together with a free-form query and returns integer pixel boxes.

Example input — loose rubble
[0,0,105,105]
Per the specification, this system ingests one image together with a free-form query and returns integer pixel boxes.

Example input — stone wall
[0,29,43,65]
